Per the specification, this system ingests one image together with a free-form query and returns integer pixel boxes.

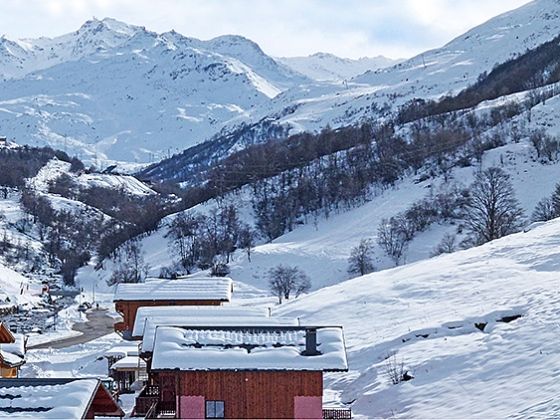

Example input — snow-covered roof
[0,350,24,367]
[1,334,26,358]
[132,305,268,337]
[114,278,233,302]
[0,378,121,419]
[104,343,139,358]
[151,326,348,372]
[110,355,146,371]
[141,316,300,353]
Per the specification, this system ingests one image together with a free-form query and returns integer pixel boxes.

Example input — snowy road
[29,309,114,349]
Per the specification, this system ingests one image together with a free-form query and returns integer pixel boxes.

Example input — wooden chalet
[139,325,349,419]
[0,378,124,419]
[113,278,233,338]
[0,322,26,378]
[133,311,299,416]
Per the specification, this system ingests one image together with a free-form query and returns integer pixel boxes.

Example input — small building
[145,325,348,419]
[0,378,124,419]
[113,278,233,338]
[0,323,26,378]
[104,343,146,394]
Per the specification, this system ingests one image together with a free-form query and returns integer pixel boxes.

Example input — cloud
[0,0,532,58]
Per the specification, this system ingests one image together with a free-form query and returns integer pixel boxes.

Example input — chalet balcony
[323,407,352,419]
[133,385,160,417]
[145,401,176,419]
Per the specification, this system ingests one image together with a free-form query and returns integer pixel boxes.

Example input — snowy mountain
[261,0,560,132]
[0,18,308,164]
[143,0,560,178]
[3,1,558,166]
[277,53,400,82]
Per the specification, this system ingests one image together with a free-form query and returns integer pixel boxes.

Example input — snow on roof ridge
[140,316,301,353]
[132,304,269,337]
[113,277,233,302]
[151,325,348,372]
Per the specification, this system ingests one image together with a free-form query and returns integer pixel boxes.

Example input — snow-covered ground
[276,217,560,418]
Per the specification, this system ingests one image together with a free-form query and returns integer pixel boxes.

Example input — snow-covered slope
[277,217,560,418]
[230,0,560,141]
[143,0,560,176]
[277,53,400,82]
[0,18,309,164]
[0,262,41,307]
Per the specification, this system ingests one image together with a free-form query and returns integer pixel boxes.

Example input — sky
[0,0,532,59]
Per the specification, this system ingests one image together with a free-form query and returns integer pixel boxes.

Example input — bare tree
[431,233,457,257]
[532,196,556,222]
[166,212,202,274]
[377,218,409,266]
[463,167,524,245]
[268,265,311,304]
[348,238,375,276]
[551,182,560,217]
[238,224,256,262]
[108,239,150,285]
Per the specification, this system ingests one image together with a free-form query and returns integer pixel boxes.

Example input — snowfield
[276,218,560,418]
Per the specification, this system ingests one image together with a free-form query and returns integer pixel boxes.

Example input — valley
[1,1,560,418]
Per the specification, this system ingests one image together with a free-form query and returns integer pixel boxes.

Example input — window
[206,400,225,418]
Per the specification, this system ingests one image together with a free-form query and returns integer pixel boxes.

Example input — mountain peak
[76,17,140,38]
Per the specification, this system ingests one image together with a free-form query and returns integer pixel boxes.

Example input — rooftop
[110,355,146,371]
[151,326,348,372]
[0,378,122,419]
[140,316,300,353]
[114,277,233,302]
[104,343,140,358]
[132,305,267,337]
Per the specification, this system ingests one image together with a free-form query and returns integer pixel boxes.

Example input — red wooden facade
[155,371,323,419]
[84,382,124,419]
[114,299,224,335]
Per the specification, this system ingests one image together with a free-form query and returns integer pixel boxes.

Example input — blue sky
[1,0,532,58]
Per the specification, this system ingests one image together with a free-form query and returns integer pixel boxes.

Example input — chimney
[304,328,320,356]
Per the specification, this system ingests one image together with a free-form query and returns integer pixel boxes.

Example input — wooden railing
[144,401,176,419]
[133,385,159,416]
[323,407,352,419]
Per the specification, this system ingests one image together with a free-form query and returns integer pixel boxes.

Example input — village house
[0,378,124,419]
[113,278,233,338]
[0,322,26,378]
[104,343,146,394]
[132,310,299,416]
[142,325,349,419]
